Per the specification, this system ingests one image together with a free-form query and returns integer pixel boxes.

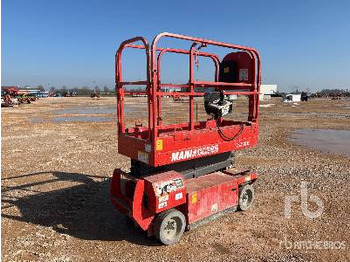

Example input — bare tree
[50,86,56,93]
[61,86,68,96]
[103,86,110,93]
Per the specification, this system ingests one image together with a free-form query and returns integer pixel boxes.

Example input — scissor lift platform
[111,32,261,245]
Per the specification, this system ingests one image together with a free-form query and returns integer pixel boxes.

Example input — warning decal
[239,69,248,81]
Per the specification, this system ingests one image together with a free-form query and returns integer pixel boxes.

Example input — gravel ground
[1,97,350,261]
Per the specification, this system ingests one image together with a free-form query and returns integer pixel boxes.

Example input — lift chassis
[110,32,261,245]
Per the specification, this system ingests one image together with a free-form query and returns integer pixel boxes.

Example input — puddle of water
[30,118,46,124]
[276,112,350,120]
[291,129,350,157]
[56,107,116,115]
[53,116,112,123]
[30,104,148,124]
[55,104,147,115]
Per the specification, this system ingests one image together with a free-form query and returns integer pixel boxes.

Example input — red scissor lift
[110,32,261,245]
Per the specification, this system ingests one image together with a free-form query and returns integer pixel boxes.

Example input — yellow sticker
[156,139,163,151]
[191,193,197,204]
[224,67,230,73]
[245,175,251,182]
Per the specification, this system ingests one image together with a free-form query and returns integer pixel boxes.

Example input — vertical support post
[189,42,198,131]
[151,45,158,145]
[148,82,153,140]
[116,51,125,133]
[156,50,167,127]
[157,89,162,126]
[255,50,261,123]
[248,51,257,122]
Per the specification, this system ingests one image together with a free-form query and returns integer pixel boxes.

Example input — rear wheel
[154,209,186,245]
[238,184,255,211]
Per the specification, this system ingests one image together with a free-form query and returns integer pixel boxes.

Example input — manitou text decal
[171,144,219,162]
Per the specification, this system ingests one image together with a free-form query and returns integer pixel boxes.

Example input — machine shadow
[1,171,159,246]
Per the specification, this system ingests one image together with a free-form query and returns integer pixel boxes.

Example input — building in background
[285,93,301,102]
[259,84,278,101]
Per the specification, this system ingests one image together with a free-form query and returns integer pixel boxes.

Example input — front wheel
[154,209,186,245]
[238,184,255,211]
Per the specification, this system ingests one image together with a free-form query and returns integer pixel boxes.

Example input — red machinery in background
[110,32,261,245]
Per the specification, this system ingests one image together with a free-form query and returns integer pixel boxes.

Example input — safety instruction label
[138,150,149,164]
[239,68,248,81]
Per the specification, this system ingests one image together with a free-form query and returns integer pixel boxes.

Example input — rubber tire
[154,209,186,245]
[238,184,255,211]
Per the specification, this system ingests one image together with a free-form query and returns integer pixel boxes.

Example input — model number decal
[171,144,219,162]
[236,141,250,148]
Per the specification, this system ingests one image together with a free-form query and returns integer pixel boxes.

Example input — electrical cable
[216,119,244,141]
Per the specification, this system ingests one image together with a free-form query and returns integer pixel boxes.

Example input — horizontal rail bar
[223,91,258,95]
[124,44,219,59]
[194,81,253,88]
[120,81,253,88]
[152,32,259,55]
[155,91,259,96]
[159,83,189,88]
[124,91,147,95]
[159,82,253,89]
[120,81,148,85]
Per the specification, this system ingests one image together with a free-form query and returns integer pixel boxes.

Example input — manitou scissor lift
[110,32,261,245]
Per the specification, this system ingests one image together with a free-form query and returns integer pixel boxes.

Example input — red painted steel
[186,172,238,224]
[143,171,187,213]
[116,32,261,167]
[186,170,258,224]
[110,169,186,230]
[110,168,258,231]
[110,169,154,230]
[111,33,261,238]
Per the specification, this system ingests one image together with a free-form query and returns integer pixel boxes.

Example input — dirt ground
[1,97,350,261]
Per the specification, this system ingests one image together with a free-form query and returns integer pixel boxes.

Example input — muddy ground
[1,97,350,261]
